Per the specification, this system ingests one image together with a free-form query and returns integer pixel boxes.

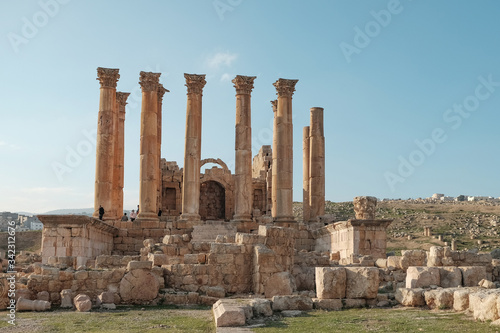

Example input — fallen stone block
[424,289,454,309]
[395,288,425,307]
[16,297,51,311]
[127,261,152,271]
[315,267,346,299]
[213,299,251,327]
[479,279,496,289]
[345,267,379,299]
[272,295,313,311]
[74,294,92,312]
[406,267,440,289]
[60,289,73,308]
[250,298,273,317]
[206,286,226,298]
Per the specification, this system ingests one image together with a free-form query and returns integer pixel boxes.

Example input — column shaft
[272,79,298,223]
[113,92,129,220]
[138,71,161,221]
[233,75,256,221]
[270,100,277,217]
[94,67,119,220]
[157,85,168,214]
[302,126,310,222]
[181,74,206,221]
[309,107,325,220]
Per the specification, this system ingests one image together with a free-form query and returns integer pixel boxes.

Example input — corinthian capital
[273,78,298,98]
[157,84,169,102]
[116,92,130,107]
[184,74,206,95]
[271,100,277,112]
[97,67,120,88]
[232,75,256,95]
[139,71,161,92]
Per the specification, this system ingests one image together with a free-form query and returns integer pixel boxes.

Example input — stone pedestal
[271,79,298,224]
[302,126,310,222]
[181,74,206,221]
[232,75,256,222]
[94,67,120,220]
[308,107,325,221]
[137,71,161,221]
[112,92,129,220]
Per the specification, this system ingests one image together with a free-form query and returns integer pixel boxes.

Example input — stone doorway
[199,180,225,221]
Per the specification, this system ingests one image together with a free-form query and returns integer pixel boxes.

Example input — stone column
[181,74,206,221]
[113,92,130,220]
[137,71,161,221]
[302,126,310,222]
[94,67,120,220]
[232,75,256,222]
[308,107,325,221]
[270,100,278,217]
[272,79,298,223]
[157,84,169,214]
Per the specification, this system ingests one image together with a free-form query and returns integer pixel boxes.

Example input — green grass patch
[0,305,215,333]
[254,308,497,333]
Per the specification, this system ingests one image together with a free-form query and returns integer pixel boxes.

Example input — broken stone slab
[74,294,92,312]
[460,266,486,287]
[119,268,160,302]
[16,297,51,311]
[395,288,425,307]
[406,266,440,289]
[264,272,295,298]
[313,298,342,311]
[345,267,379,299]
[97,291,115,306]
[271,295,313,311]
[424,289,454,309]
[315,267,346,299]
[213,299,252,327]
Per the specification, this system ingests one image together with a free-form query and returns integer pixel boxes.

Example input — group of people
[97,204,162,222]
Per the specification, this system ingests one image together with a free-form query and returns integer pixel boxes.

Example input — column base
[136,212,159,222]
[180,213,201,222]
[273,216,297,228]
[232,214,252,223]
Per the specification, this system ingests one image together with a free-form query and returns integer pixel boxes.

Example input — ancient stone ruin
[2,68,499,328]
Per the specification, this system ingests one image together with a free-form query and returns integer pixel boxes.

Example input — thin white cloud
[207,52,238,69]
[0,141,6,146]
[220,73,232,82]
[21,187,73,195]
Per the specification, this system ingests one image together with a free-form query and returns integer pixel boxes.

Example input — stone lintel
[139,71,161,92]
[184,73,206,95]
[97,67,120,88]
[232,75,256,95]
[273,78,298,98]
[37,215,118,235]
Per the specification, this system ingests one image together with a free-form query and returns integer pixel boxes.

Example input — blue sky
[1,0,500,213]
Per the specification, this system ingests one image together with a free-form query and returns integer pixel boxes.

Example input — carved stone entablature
[139,71,161,92]
[232,75,256,95]
[273,78,298,98]
[97,67,120,88]
[184,73,207,95]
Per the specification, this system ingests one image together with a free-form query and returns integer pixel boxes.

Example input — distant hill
[42,208,95,216]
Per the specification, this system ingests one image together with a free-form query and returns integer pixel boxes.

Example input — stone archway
[199,180,226,221]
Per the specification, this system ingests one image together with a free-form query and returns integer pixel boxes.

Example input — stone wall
[37,215,117,267]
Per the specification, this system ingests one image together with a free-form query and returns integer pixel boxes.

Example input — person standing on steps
[98,205,105,220]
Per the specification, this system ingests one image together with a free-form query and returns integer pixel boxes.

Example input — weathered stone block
[213,299,249,327]
[469,291,499,322]
[460,266,486,287]
[313,298,343,310]
[395,288,425,307]
[74,294,92,312]
[406,266,440,288]
[127,261,152,271]
[343,299,366,308]
[315,267,346,299]
[453,289,471,311]
[264,272,295,298]
[345,267,379,299]
[424,289,454,309]
[440,267,462,288]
